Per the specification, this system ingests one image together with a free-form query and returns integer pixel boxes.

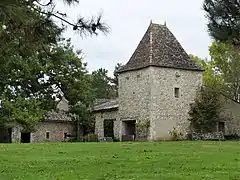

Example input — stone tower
[118,22,203,140]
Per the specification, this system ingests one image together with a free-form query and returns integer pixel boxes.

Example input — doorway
[7,128,12,143]
[104,119,114,138]
[122,120,136,141]
[0,126,12,143]
[21,132,31,143]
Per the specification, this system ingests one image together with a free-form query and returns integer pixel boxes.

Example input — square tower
[118,22,203,140]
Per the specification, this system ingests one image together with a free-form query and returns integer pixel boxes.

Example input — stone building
[3,98,76,143]
[94,22,240,141]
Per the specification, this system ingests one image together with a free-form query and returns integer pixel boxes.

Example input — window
[64,133,68,139]
[137,74,140,78]
[126,77,129,80]
[46,132,50,139]
[174,88,180,98]
[218,122,225,133]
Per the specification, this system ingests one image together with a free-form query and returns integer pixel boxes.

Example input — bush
[83,133,99,142]
[169,127,184,141]
[224,134,240,140]
[67,133,99,142]
[188,86,223,133]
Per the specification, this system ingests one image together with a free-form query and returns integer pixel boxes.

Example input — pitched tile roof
[45,110,73,122]
[118,23,203,73]
[93,99,118,112]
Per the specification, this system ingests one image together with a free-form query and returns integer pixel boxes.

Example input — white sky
[57,0,212,76]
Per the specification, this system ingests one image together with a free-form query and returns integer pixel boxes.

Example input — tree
[188,86,223,133]
[203,0,240,45]
[209,41,240,100]
[0,35,94,130]
[0,0,108,63]
[0,0,109,131]
[111,63,123,96]
[91,68,115,99]
[0,0,108,36]
[189,54,223,88]
[0,97,47,132]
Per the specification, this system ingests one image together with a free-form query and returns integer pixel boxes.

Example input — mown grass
[0,141,239,180]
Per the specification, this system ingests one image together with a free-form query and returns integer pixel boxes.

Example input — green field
[0,141,239,180]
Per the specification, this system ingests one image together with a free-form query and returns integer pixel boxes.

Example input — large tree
[209,41,240,100]
[0,0,109,130]
[189,54,223,88]
[111,63,123,97]
[91,68,115,99]
[203,0,240,45]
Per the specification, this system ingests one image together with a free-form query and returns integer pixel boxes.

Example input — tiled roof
[93,99,118,112]
[118,23,203,73]
[45,110,73,122]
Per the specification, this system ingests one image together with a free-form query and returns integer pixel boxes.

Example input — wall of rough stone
[94,110,120,140]
[11,125,22,143]
[221,97,240,135]
[149,67,203,140]
[31,121,74,142]
[118,68,151,122]
[10,122,75,143]
[56,97,69,111]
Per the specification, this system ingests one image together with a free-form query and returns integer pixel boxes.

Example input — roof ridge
[149,23,153,64]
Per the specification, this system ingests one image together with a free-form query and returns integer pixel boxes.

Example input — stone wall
[118,66,202,141]
[11,125,22,143]
[31,121,74,142]
[221,97,240,135]
[95,110,120,140]
[149,67,203,140]
[10,121,75,143]
[118,68,151,121]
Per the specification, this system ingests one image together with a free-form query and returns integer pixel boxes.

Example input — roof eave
[118,64,204,73]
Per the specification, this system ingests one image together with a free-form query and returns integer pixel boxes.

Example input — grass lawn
[0,141,239,180]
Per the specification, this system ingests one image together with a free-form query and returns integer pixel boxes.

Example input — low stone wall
[186,132,225,141]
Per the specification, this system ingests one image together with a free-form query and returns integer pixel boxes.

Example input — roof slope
[118,23,203,73]
[93,99,118,112]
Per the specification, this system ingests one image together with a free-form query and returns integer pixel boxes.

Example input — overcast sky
[57,0,212,76]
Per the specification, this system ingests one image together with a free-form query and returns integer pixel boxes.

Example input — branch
[35,0,53,6]
[30,4,109,36]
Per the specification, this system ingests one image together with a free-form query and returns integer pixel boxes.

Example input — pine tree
[203,0,240,45]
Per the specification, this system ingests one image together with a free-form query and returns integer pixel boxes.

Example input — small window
[218,122,225,133]
[64,133,68,139]
[46,132,50,139]
[174,88,180,98]
[126,77,129,80]
[137,74,140,78]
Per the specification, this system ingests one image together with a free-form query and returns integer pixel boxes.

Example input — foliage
[111,63,124,96]
[82,133,99,142]
[203,0,240,45]
[189,54,223,88]
[136,120,150,135]
[0,97,47,131]
[188,86,223,133]
[0,0,108,133]
[209,41,240,100]
[169,127,184,141]
[0,142,239,179]
[0,0,108,39]
[91,68,116,99]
